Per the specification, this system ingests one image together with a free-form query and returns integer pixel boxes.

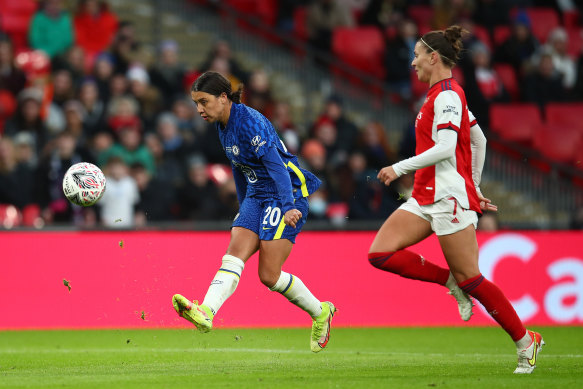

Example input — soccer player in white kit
[368,25,544,374]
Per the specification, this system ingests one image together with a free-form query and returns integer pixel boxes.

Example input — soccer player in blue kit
[172,71,336,352]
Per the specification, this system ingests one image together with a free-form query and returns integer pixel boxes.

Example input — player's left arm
[468,110,497,212]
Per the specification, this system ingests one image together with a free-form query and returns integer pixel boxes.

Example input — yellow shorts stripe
[286,161,309,197]
[273,212,287,240]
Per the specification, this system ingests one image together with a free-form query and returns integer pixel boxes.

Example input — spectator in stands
[271,101,300,154]
[150,113,187,184]
[357,121,396,170]
[523,48,565,108]
[0,37,26,96]
[385,19,418,101]
[78,78,106,137]
[199,40,250,85]
[127,64,162,131]
[203,56,242,93]
[276,0,309,33]
[98,125,155,175]
[300,138,333,206]
[150,40,186,109]
[56,46,87,88]
[319,94,359,158]
[93,52,116,101]
[360,0,406,29]
[29,0,74,60]
[463,41,509,127]
[109,73,130,100]
[540,27,577,91]
[0,137,35,209]
[131,162,176,223]
[37,131,89,225]
[51,69,76,108]
[4,88,49,157]
[493,11,538,76]
[107,95,141,136]
[344,150,400,220]
[176,154,223,220]
[244,69,274,117]
[110,21,142,75]
[306,0,354,53]
[62,100,88,147]
[13,132,37,168]
[73,0,118,69]
[432,0,475,30]
[99,156,139,228]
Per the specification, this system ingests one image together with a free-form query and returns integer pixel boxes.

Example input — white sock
[269,271,322,318]
[202,254,245,315]
[515,330,532,350]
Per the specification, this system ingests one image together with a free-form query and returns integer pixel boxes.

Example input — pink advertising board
[0,231,581,329]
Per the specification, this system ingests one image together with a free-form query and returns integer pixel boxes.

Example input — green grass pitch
[1,326,581,388]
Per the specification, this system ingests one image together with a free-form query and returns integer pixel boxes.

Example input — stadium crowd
[0,0,582,229]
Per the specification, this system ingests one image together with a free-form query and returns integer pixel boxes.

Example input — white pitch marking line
[0,347,580,358]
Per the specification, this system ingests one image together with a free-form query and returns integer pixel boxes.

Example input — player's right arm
[231,165,248,207]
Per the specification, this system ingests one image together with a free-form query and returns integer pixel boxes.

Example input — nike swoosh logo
[262,227,272,230]
[528,334,538,366]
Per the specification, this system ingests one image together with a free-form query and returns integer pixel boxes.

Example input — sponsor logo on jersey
[442,105,459,115]
[251,135,266,153]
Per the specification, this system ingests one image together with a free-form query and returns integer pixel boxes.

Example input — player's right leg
[173,225,259,332]
[368,203,449,285]
[368,198,473,321]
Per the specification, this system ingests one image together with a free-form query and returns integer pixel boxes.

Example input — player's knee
[368,251,395,270]
[258,268,279,288]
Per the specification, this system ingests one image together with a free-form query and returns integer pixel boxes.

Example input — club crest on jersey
[232,145,239,156]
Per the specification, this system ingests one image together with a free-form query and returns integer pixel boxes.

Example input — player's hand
[377,165,398,186]
[284,209,302,228]
[478,193,498,212]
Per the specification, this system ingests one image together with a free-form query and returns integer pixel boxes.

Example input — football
[62,162,107,207]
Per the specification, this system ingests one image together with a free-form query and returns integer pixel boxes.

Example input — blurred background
[0,0,582,232]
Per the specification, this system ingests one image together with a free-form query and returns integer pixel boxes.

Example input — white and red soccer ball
[62,162,107,207]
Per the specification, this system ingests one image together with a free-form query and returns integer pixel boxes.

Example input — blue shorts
[232,196,309,243]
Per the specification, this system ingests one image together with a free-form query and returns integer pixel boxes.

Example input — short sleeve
[433,90,463,132]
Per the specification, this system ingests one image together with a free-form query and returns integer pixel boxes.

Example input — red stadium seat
[493,25,511,48]
[533,124,583,165]
[293,6,308,41]
[544,102,583,131]
[567,28,583,57]
[563,9,580,30]
[407,5,433,27]
[493,63,520,101]
[473,25,492,51]
[332,27,386,81]
[489,103,542,144]
[0,13,33,50]
[524,7,561,43]
[0,0,37,14]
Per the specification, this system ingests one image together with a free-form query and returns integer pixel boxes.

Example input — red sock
[368,251,450,286]
[459,274,526,341]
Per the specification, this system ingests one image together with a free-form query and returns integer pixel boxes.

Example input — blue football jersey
[216,103,321,201]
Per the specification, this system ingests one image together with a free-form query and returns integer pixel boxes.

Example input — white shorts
[399,196,478,236]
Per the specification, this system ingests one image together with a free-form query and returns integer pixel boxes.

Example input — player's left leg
[439,224,544,373]
[258,238,336,353]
